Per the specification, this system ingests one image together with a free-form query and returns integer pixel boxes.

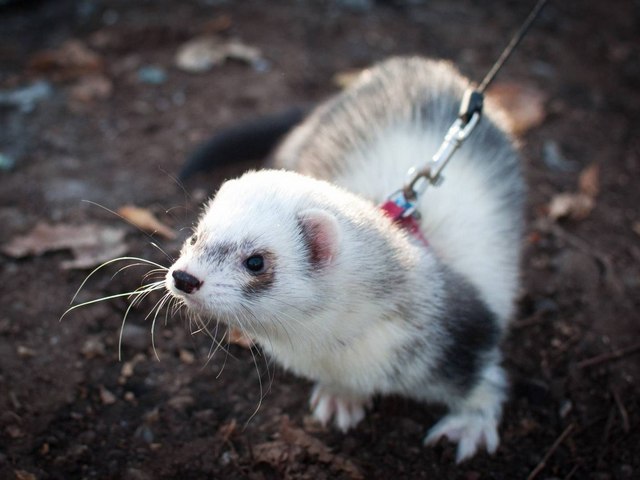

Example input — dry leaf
[217,419,237,443]
[117,205,176,240]
[0,222,127,270]
[333,69,364,89]
[14,470,37,480]
[226,327,254,349]
[28,39,104,82]
[175,36,265,73]
[252,417,363,479]
[578,163,600,198]
[69,74,113,104]
[548,193,595,221]
[488,82,547,135]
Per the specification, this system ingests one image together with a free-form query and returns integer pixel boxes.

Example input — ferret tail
[179,106,308,180]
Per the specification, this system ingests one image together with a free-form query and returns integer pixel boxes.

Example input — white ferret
[166,57,525,463]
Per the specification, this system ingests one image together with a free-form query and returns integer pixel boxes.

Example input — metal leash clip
[403,89,483,202]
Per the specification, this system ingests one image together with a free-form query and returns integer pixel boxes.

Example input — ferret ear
[297,209,341,268]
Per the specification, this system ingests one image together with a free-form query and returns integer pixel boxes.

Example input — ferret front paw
[309,384,369,432]
[423,410,500,463]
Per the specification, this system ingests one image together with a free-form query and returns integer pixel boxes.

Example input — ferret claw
[424,411,500,463]
[310,385,368,432]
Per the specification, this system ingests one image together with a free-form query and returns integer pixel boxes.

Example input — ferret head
[166,171,343,337]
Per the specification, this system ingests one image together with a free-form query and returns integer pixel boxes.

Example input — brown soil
[1,1,639,479]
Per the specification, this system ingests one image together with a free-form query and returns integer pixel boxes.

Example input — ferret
[166,57,525,463]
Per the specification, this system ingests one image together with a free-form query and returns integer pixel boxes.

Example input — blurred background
[0,1,638,478]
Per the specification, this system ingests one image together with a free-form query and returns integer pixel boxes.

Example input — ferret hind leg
[424,360,507,463]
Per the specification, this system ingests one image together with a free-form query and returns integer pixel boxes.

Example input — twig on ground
[564,463,580,480]
[596,407,616,467]
[512,310,550,329]
[576,342,640,369]
[611,386,630,433]
[527,423,576,480]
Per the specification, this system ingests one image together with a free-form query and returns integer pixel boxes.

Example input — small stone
[143,408,160,423]
[6,425,24,438]
[0,80,53,113]
[81,336,106,358]
[99,386,117,405]
[179,348,195,364]
[137,66,167,85]
[17,345,36,358]
[124,391,136,402]
[219,450,237,466]
[134,424,154,443]
[0,153,16,171]
[167,394,195,411]
[559,399,572,418]
[121,361,135,378]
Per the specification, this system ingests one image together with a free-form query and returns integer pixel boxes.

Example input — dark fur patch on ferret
[242,251,276,296]
[436,269,500,394]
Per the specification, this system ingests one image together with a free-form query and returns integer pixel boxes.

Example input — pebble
[0,80,53,113]
[167,394,195,411]
[81,336,106,358]
[120,324,148,350]
[6,424,24,438]
[179,348,195,364]
[121,361,135,378]
[137,66,167,85]
[0,153,16,171]
[17,345,36,358]
[134,424,154,443]
[99,386,117,405]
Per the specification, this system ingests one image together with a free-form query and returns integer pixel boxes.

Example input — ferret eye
[189,234,198,246]
[244,255,265,273]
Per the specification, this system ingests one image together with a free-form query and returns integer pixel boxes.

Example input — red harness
[379,199,429,247]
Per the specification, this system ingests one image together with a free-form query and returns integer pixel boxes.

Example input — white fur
[332,126,520,323]
[167,57,524,463]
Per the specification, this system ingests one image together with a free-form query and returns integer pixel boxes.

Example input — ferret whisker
[114,282,166,361]
[67,256,167,307]
[202,319,236,370]
[149,292,173,361]
[61,287,159,322]
[149,241,175,263]
[244,334,266,428]
[242,307,276,396]
[110,264,167,283]
[128,282,165,307]
[142,268,170,282]
[215,326,232,380]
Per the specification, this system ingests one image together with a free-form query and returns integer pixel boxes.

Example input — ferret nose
[172,270,202,294]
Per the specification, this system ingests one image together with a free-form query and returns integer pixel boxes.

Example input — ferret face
[165,172,342,334]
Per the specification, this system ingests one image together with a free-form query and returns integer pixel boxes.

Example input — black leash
[460,0,550,124]
[399,0,549,205]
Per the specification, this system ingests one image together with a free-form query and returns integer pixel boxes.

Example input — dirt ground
[1,0,639,479]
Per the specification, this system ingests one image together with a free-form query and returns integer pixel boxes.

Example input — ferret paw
[423,411,500,463]
[309,385,369,432]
